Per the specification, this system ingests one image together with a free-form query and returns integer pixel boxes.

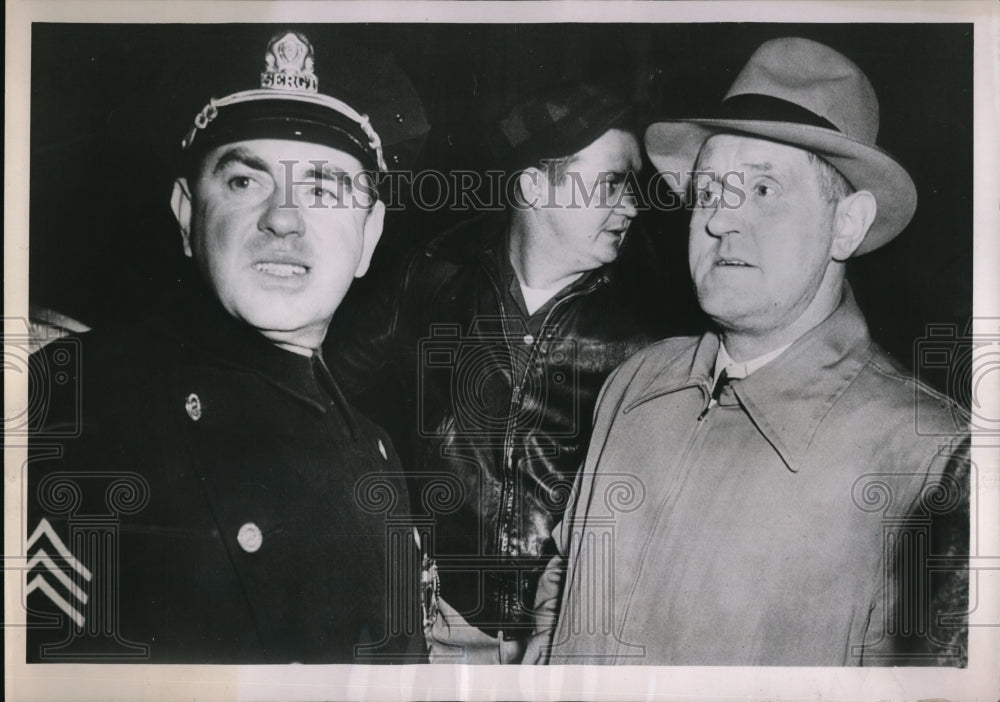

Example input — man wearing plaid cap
[26,31,426,663]
[327,83,668,662]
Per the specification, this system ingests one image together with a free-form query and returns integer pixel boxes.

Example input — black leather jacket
[326,214,667,638]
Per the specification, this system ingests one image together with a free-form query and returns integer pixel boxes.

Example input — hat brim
[644,119,917,255]
[185,97,380,172]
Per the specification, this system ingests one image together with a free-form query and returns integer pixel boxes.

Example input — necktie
[311,352,358,441]
[711,368,731,402]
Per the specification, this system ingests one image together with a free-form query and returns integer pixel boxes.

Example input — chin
[237,305,320,335]
[597,247,620,265]
[697,289,750,322]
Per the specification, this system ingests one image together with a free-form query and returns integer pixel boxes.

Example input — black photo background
[29,22,972,400]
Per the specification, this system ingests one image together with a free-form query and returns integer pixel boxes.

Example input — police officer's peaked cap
[182,31,429,173]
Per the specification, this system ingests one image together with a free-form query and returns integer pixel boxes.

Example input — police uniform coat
[529,287,970,665]
[27,280,419,664]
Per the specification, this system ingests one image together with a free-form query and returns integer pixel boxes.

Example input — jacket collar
[424,212,507,264]
[626,286,873,473]
[155,273,358,434]
[425,212,617,288]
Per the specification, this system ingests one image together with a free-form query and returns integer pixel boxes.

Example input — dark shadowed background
[28,22,973,400]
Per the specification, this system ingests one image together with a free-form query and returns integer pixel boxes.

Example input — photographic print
[5,2,998,701]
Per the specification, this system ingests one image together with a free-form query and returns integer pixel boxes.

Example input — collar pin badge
[185,393,202,421]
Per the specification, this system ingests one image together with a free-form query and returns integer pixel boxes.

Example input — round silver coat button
[237,522,263,553]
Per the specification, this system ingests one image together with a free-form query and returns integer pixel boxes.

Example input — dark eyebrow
[211,148,271,176]
[741,161,775,173]
[303,164,353,192]
[691,168,722,181]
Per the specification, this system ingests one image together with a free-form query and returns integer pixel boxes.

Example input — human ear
[515,168,544,210]
[355,199,386,278]
[831,190,877,261]
[170,178,194,258]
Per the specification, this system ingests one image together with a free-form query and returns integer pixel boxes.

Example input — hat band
[182,97,383,172]
[183,90,387,171]
[718,94,839,133]
[185,117,378,173]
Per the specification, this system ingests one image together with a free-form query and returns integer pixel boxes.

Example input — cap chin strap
[182,88,387,171]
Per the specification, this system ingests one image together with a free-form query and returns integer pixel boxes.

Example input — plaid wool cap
[489,82,635,171]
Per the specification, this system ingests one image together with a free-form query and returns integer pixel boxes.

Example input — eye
[694,181,719,207]
[227,174,266,195]
[594,178,617,201]
[303,184,342,206]
[753,182,775,197]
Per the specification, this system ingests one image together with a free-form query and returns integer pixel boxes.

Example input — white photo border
[5,2,999,701]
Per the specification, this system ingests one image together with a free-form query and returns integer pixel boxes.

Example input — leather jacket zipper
[490,271,607,629]
[495,276,607,554]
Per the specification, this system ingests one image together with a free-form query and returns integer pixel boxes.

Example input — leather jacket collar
[425,212,615,291]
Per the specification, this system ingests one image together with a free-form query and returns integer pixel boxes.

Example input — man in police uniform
[26,31,425,663]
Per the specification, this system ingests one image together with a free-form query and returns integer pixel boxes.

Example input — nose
[258,190,304,238]
[703,198,740,239]
[614,186,639,218]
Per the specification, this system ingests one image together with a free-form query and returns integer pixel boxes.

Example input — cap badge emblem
[261,32,318,93]
[182,31,388,171]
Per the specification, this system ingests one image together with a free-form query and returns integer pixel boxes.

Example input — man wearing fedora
[326,83,668,663]
[26,31,426,663]
[525,38,969,665]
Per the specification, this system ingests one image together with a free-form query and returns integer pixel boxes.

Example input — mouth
[714,257,754,268]
[252,261,310,278]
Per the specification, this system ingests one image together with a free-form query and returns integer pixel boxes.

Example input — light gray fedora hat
[645,37,917,255]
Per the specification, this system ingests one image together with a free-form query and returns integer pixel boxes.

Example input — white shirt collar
[714,341,792,384]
